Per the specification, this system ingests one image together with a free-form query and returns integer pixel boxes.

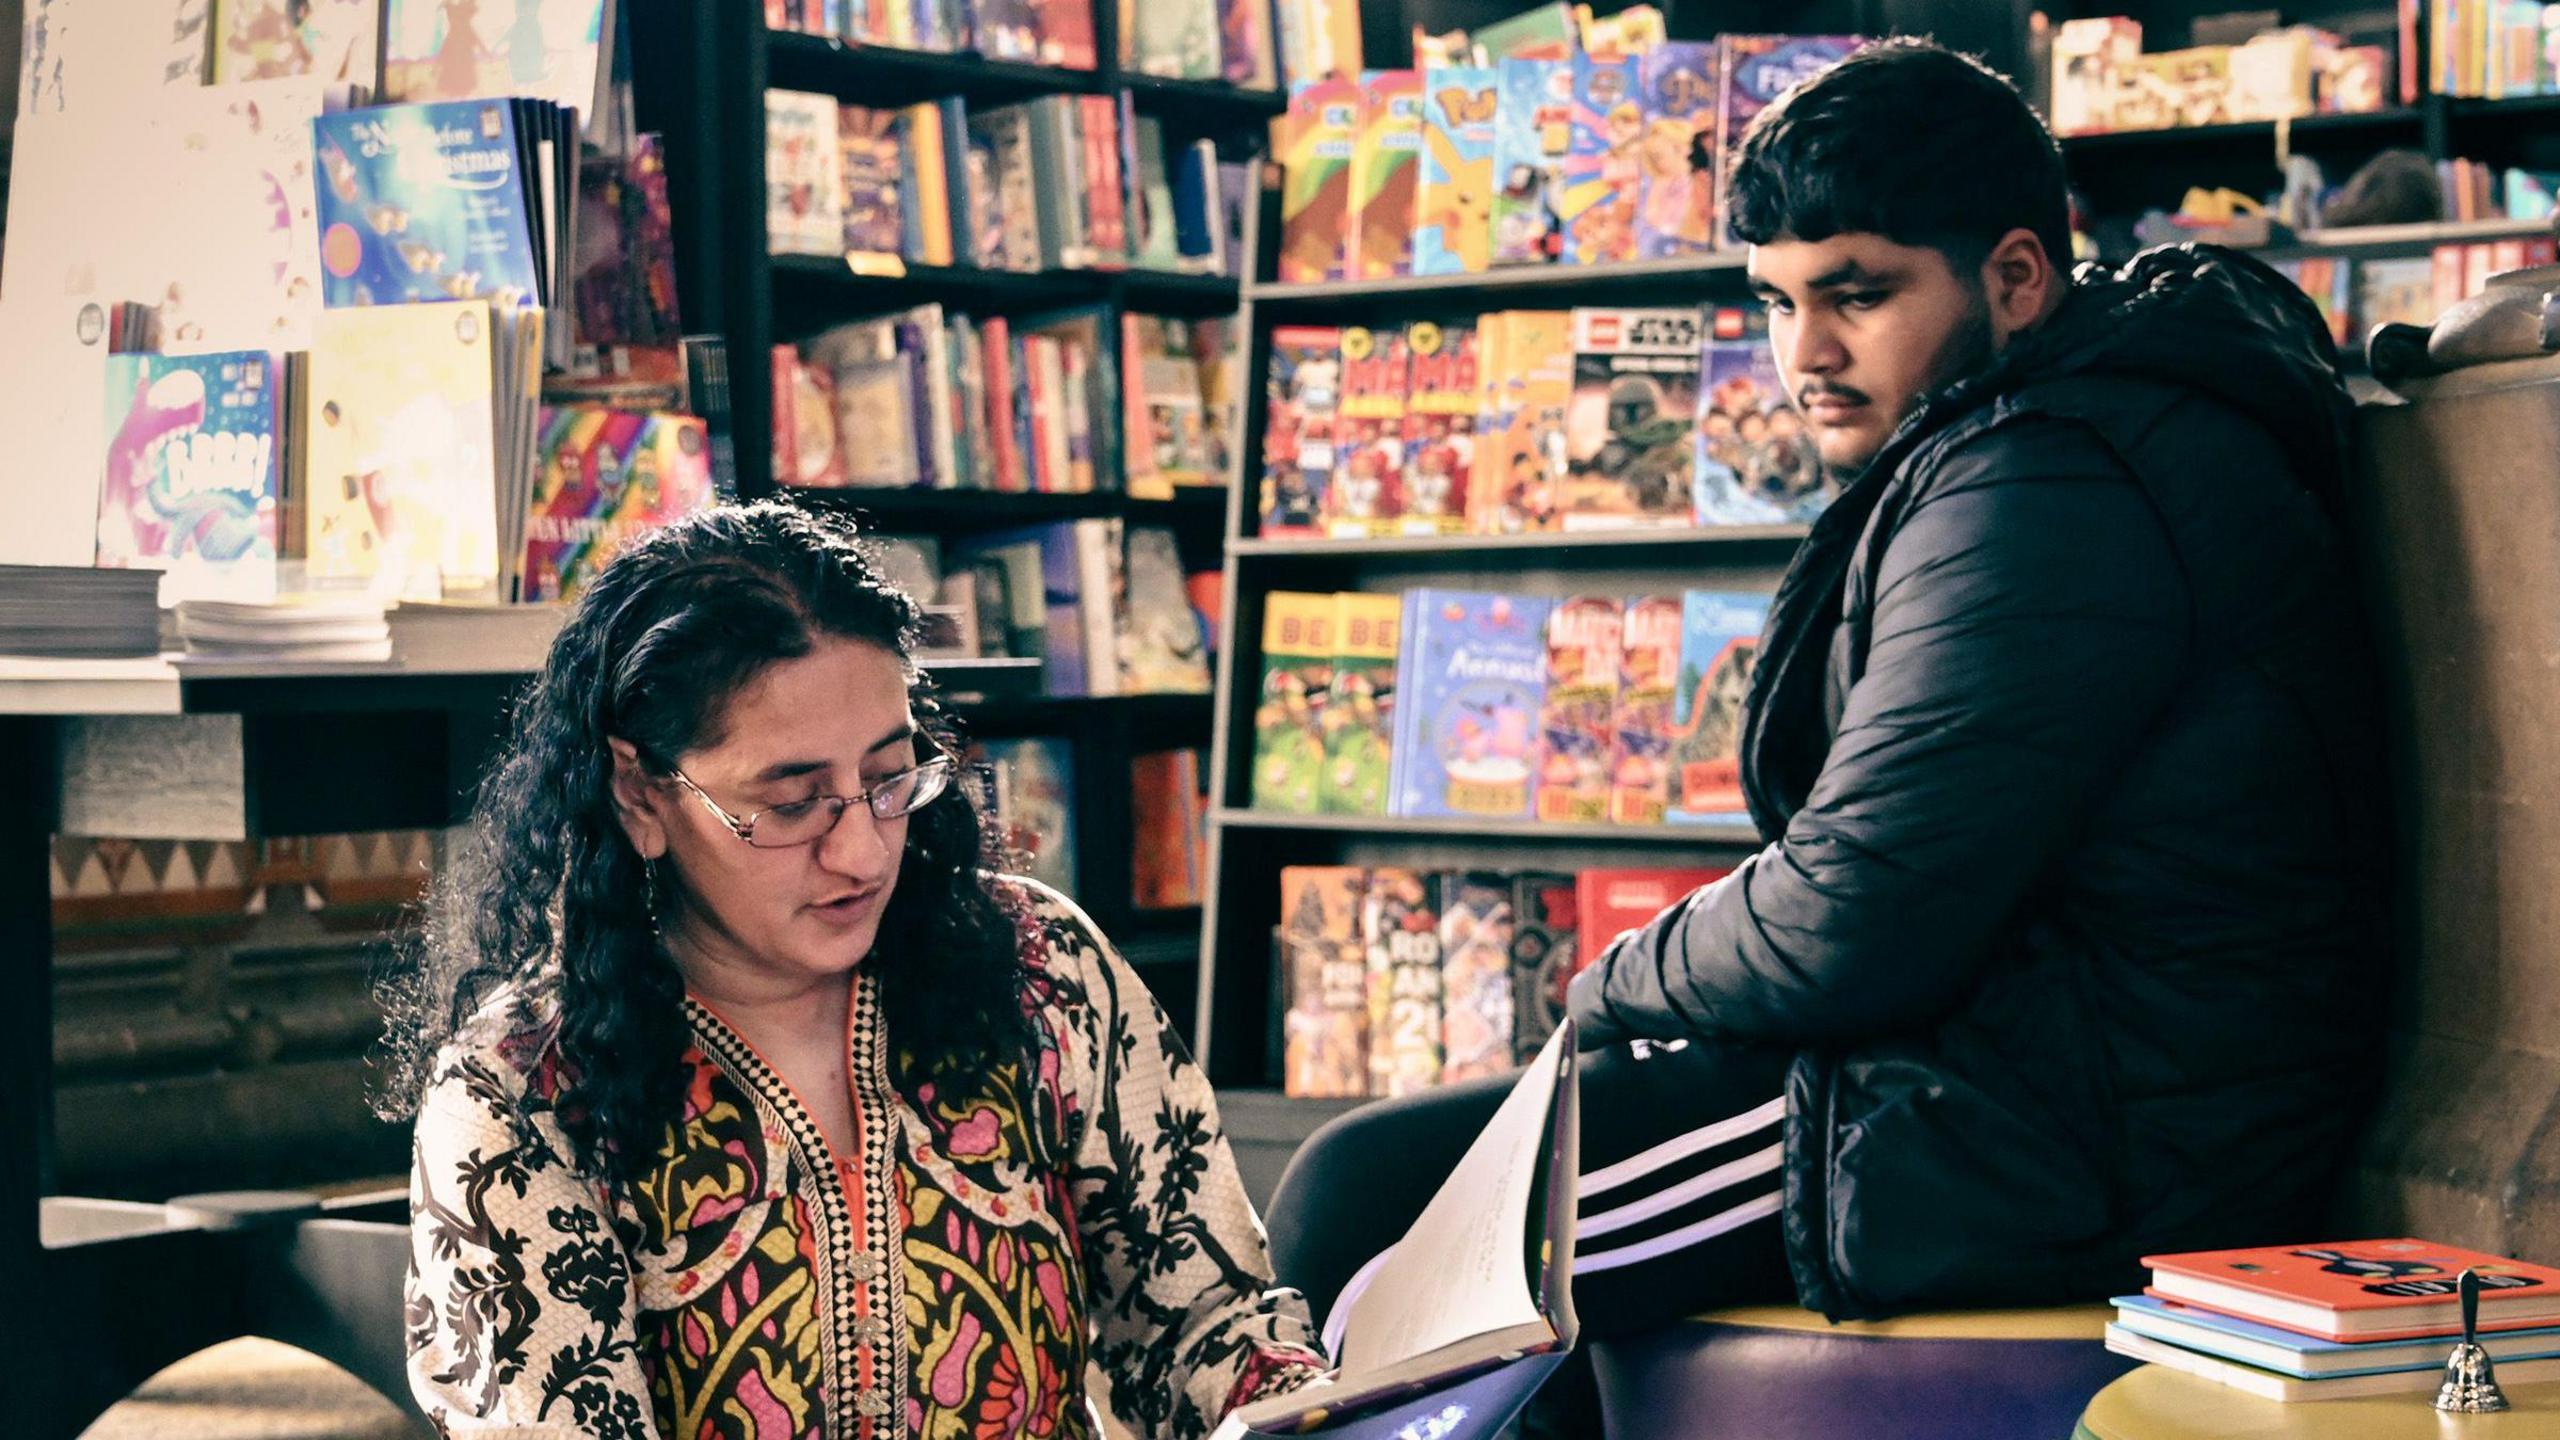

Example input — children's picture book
[1534,596,1623,824]
[837,105,907,265]
[382,0,609,123]
[1608,594,1683,825]
[1252,591,1336,813]
[1717,36,1865,246]
[1217,0,1278,88]
[214,0,378,86]
[93,350,282,605]
[1414,65,1498,275]
[1471,309,1573,534]
[303,301,500,601]
[1280,865,1370,1098]
[1695,302,1835,523]
[977,736,1079,896]
[1491,57,1572,266]
[1260,326,1340,537]
[2144,1239,2560,1342]
[1123,0,1221,78]
[573,135,683,348]
[1510,872,1577,1062]
[1400,320,1476,533]
[1130,749,1205,909]
[766,89,847,259]
[521,407,716,602]
[1665,591,1769,825]
[1392,589,1554,820]
[1438,870,1516,1084]
[2111,1293,2560,1381]
[1348,69,1422,280]
[150,79,328,355]
[1119,525,1212,693]
[1574,866,1730,968]
[1320,591,1400,815]
[1561,51,1640,265]
[313,100,547,308]
[1563,307,1702,529]
[1634,40,1722,257]
[1276,78,1358,284]
[1362,867,1441,1098]
[1275,0,1363,87]
[1330,325,1411,536]
[1124,314,1209,494]
[1220,1029,1580,1440]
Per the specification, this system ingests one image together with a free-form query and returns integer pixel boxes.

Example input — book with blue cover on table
[312,100,545,309]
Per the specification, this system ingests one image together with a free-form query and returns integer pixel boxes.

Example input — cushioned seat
[2073,1365,2560,1437]
[1590,1304,2135,1440]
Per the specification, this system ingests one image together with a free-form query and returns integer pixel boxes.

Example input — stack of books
[2108,1239,2560,1400]
[0,566,164,659]
[174,595,392,665]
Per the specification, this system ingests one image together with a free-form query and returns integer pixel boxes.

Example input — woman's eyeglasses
[661,756,956,849]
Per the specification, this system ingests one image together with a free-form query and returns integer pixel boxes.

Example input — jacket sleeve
[1573,420,2190,1048]
[406,1049,661,1440]
[1036,889,1331,1439]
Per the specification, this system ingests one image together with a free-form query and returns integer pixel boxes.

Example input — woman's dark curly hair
[374,501,1034,1186]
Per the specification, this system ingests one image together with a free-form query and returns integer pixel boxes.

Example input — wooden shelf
[784,482,1228,529]
[765,31,1095,106]
[1231,525,1809,560]
[1245,252,1752,313]
[2057,107,2422,151]
[1211,809,1761,848]
[769,255,1240,331]
[2257,217,2555,260]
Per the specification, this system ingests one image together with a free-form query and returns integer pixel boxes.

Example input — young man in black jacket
[1265,38,2384,1344]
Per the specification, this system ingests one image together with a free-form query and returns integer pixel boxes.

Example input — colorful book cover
[1563,306,1703,529]
[978,736,1078,895]
[1471,309,1573,533]
[1347,69,1423,280]
[214,0,378,86]
[1217,0,1278,88]
[313,100,546,308]
[1252,591,1336,813]
[303,301,500,600]
[1276,0,1363,86]
[1391,589,1554,820]
[1717,36,1864,246]
[1666,591,1768,825]
[1126,0,1221,78]
[1413,64,1498,276]
[1574,866,1730,968]
[93,350,282,604]
[521,408,716,602]
[1535,596,1623,824]
[1029,0,1097,69]
[1328,325,1410,537]
[1362,868,1441,1098]
[1125,314,1209,493]
[1119,525,1211,692]
[1476,4,1576,61]
[1694,302,1833,523]
[974,0,1039,60]
[573,136,684,349]
[838,105,907,263]
[1437,870,1516,1084]
[1510,872,1577,1063]
[382,0,607,119]
[151,79,327,355]
[1260,326,1339,536]
[1276,78,1358,284]
[1280,865,1369,1098]
[1491,58,1572,266]
[1399,319,1476,533]
[1635,40,1722,257]
[1319,591,1399,815]
[2144,1240,2560,1341]
[2357,256,2437,332]
[1130,749,1204,909]
[1608,594,1683,825]
[1561,51,1640,265]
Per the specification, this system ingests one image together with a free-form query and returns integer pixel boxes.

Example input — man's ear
[606,738,669,860]
[1980,226,2058,343]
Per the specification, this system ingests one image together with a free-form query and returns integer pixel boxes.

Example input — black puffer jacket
[1570,246,2388,1319]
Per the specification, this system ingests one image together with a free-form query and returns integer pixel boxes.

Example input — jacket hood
[1866,244,2355,511]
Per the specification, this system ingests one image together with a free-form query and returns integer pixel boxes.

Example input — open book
[1215,1023,1581,1439]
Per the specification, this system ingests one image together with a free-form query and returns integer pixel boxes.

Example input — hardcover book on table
[2111,1293,2560,1379]
[2144,1239,2560,1341]
[312,100,547,308]
[93,350,283,605]
[302,301,502,600]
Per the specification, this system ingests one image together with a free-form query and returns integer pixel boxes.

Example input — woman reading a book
[377,502,1326,1438]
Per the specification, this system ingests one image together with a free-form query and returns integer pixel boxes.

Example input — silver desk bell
[2434,1268,2512,1414]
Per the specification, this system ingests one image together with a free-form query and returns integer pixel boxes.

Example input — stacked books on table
[0,566,164,659]
[2108,1238,2560,1401]
[174,596,393,665]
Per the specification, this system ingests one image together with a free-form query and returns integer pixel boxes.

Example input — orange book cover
[2145,1239,2560,1341]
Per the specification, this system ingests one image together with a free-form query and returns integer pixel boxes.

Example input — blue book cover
[313,100,544,309]
[1693,303,1834,524]
[1561,51,1639,265]
[1634,40,1721,257]
[93,350,282,603]
[1391,589,1555,820]
[1491,58,1569,267]
[2112,1295,2560,1378]
[1664,591,1768,825]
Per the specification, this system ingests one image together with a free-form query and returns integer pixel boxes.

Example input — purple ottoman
[1591,1304,2136,1440]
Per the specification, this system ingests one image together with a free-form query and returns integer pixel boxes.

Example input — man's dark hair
[1726,39,2073,279]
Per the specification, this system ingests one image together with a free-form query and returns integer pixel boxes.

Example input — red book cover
[771,343,799,484]
[981,317,1021,492]
[1080,95,1128,262]
[1573,866,1731,969]
[2145,1239,2560,1342]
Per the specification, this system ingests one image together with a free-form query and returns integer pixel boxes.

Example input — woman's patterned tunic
[405,879,1326,1438]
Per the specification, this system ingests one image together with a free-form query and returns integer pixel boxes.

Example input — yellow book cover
[1482,310,1572,532]
[1319,591,1401,815]
[1253,591,1337,813]
[904,102,955,266]
[303,301,497,600]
